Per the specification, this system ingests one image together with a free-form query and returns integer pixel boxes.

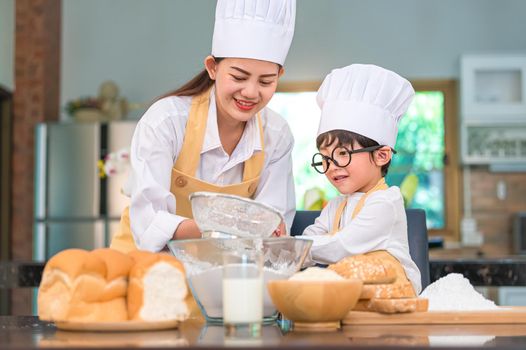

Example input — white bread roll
[38,248,133,322]
[127,251,189,322]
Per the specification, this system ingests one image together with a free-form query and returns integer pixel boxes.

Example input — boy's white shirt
[302,186,422,294]
[127,90,296,252]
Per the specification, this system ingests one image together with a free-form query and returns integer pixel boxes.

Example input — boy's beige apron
[329,178,388,234]
[110,89,265,253]
[329,178,414,293]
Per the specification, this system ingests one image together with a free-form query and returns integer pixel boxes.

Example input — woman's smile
[233,97,257,111]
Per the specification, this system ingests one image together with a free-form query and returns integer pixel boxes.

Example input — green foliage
[393,91,445,172]
[386,91,445,229]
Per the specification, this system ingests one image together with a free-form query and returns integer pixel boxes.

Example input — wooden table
[2,316,526,349]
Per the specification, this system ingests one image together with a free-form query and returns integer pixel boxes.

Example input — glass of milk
[222,250,263,337]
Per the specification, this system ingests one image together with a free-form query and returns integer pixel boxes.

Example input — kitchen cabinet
[499,287,526,306]
[460,54,526,165]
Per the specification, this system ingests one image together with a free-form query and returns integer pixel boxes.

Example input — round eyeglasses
[310,145,394,174]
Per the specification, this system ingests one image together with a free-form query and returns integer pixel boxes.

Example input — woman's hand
[271,221,286,237]
[173,219,202,240]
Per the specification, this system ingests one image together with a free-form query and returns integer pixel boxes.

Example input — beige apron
[110,89,265,253]
[330,177,388,235]
[329,178,414,290]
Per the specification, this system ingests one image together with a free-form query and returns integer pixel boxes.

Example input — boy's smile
[331,173,349,184]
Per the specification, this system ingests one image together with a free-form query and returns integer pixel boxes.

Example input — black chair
[290,209,430,289]
[290,210,320,237]
[405,209,430,289]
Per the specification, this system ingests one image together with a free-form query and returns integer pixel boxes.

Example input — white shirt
[302,187,422,294]
[127,89,296,252]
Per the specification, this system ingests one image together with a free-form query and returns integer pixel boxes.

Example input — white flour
[289,267,344,281]
[420,273,498,311]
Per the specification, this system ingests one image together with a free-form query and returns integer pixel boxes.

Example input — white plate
[54,319,179,332]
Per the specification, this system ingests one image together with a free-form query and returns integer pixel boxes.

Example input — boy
[303,64,421,294]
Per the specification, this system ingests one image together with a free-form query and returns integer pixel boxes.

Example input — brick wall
[11,0,61,315]
[470,167,526,256]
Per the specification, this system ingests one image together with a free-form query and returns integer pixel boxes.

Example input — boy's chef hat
[316,64,415,148]
[212,0,296,65]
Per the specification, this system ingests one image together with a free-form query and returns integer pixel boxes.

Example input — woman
[111,0,296,252]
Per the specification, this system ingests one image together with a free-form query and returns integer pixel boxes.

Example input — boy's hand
[271,222,286,237]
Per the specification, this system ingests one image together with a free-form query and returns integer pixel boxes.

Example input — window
[269,81,460,239]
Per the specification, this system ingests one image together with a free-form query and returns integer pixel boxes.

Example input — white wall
[0,0,14,90]
[59,0,526,119]
[62,0,215,118]
[290,0,526,81]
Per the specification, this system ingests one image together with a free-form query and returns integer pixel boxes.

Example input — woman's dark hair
[160,57,225,99]
[316,129,391,176]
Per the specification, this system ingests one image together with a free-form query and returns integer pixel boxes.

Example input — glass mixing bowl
[168,237,312,324]
[190,192,284,239]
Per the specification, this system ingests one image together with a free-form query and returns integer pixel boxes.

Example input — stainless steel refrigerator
[33,121,137,261]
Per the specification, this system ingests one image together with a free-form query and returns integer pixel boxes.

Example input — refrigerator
[33,121,137,261]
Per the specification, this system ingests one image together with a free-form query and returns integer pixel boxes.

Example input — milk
[188,266,287,319]
[222,277,263,324]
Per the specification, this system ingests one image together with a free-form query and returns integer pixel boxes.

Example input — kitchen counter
[430,257,526,286]
[0,261,43,288]
[2,315,526,349]
[3,257,526,289]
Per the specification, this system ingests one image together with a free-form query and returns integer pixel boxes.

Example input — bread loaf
[364,297,429,314]
[127,251,189,322]
[37,251,73,321]
[359,281,416,300]
[38,248,189,323]
[38,248,132,322]
[65,298,128,322]
[91,248,134,302]
[328,254,397,284]
[328,250,424,315]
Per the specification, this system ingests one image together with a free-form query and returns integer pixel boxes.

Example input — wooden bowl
[267,279,363,330]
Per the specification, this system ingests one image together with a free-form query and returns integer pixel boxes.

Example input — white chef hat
[316,64,415,148]
[211,0,296,65]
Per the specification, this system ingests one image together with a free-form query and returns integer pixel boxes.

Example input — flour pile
[420,273,498,311]
[289,267,344,281]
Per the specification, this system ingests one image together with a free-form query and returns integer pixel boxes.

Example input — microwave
[513,212,526,254]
